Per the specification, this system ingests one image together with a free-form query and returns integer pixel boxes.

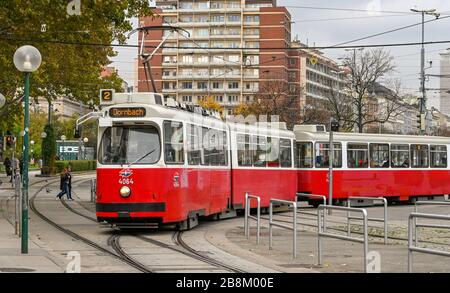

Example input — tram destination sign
[109,107,147,118]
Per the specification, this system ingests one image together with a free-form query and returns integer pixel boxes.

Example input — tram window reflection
[430,145,447,168]
[347,143,368,168]
[411,144,429,168]
[315,142,342,168]
[187,124,202,165]
[98,126,161,165]
[164,121,184,164]
[267,137,280,167]
[296,142,313,168]
[279,139,292,168]
[391,144,409,168]
[237,134,253,166]
[370,144,390,168]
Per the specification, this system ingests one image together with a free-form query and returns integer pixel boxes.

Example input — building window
[197,82,208,90]
[182,55,193,63]
[182,82,193,89]
[212,82,222,89]
[290,59,296,66]
[211,15,225,22]
[182,95,192,103]
[228,15,241,22]
[228,82,239,89]
[215,95,223,102]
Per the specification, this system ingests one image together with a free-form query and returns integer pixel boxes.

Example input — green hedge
[55,160,97,173]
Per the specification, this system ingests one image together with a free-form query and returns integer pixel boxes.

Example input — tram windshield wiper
[128,149,156,167]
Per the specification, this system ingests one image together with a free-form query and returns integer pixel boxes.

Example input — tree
[198,96,224,115]
[0,1,153,131]
[41,124,56,175]
[340,48,404,133]
[233,80,302,129]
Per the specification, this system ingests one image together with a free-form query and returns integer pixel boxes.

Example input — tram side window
[164,121,184,164]
[430,145,447,168]
[410,144,429,168]
[347,143,368,168]
[219,130,228,166]
[187,124,202,165]
[296,142,313,168]
[315,142,342,168]
[391,144,409,168]
[254,136,267,167]
[267,137,280,167]
[370,144,390,168]
[237,134,253,166]
[202,127,228,166]
[279,139,292,168]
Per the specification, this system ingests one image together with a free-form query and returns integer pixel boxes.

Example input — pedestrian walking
[3,158,12,182]
[67,167,73,200]
[56,168,72,200]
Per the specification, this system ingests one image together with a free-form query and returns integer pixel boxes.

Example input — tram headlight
[119,186,131,198]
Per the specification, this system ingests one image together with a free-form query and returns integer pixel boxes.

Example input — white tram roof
[99,92,294,138]
[293,125,450,145]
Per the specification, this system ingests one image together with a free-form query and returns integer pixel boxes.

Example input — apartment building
[138,0,301,113]
[293,41,348,106]
[440,49,450,116]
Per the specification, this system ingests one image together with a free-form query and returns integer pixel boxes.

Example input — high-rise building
[138,0,301,114]
[439,49,450,115]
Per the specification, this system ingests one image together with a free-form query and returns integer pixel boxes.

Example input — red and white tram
[92,92,296,229]
[294,125,450,203]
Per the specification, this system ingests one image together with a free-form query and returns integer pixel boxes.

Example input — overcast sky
[111,0,450,109]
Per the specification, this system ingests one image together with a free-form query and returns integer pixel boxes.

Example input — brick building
[138,0,302,114]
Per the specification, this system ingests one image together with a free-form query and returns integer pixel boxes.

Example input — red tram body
[94,93,296,229]
[294,125,450,203]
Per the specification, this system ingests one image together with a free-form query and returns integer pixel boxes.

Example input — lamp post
[61,135,66,161]
[14,45,42,254]
[0,93,5,109]
[410,8,440,134]
[83,137,89,160]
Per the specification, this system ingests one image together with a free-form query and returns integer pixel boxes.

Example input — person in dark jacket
[67,167,73,200]
[57,168,72,200]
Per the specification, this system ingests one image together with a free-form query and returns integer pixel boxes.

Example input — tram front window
[99,126,161,165]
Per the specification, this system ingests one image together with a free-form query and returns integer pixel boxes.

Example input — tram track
[58,181,248,273]
[29,178,152,273]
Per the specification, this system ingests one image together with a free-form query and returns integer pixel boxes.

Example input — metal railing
[90,178,97,202]
[414,201,450,245]
[318,205,369,273]
[244,192,261,244]
[347,197,388,244]
[408,212,450,273]
[296,192,327,231]
[269,199,298,258]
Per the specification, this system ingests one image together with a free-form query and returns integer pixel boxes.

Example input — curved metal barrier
[408,212,450,273]
[347,197,388,244]
[413,201,450,245]
[269,199,298,258]
[244,192,261,244]
[318,205,369,273]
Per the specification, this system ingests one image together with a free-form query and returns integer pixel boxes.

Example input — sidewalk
[0,174,62,273]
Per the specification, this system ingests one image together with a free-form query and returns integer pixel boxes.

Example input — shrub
[55,160,97,173]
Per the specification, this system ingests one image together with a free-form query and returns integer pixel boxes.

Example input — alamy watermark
[65,251,81,273]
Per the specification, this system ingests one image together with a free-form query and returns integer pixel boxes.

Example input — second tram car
[92,92,296,229]
[294,125,450,203]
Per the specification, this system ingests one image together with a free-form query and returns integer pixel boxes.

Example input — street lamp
[83,137,89,160]
[410,8,440,134]
[0,93,5,109]
[14,45,41,254]
[61,135,66,161]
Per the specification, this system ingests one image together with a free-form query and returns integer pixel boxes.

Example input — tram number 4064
[118,178,134,185]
